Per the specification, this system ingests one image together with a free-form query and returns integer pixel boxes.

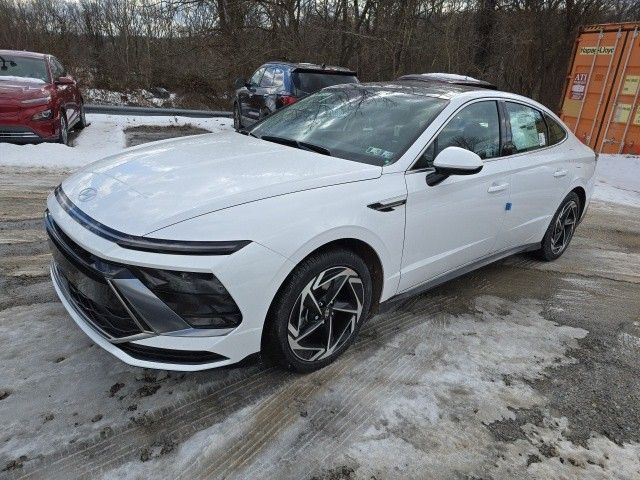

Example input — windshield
[293,72,358,95]
[0,55,48,83]
[250,86,448,166]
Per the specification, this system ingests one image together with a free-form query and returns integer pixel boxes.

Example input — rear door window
[293,72,358,95]
[260,67,275,87]
[273,68,285,89]
[505,102,548,153]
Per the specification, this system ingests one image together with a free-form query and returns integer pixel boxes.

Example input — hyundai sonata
[46,79,596,372]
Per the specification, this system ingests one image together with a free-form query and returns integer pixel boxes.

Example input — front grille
[46,212,148,340]
[64,274,143,338]
[0,126,40,139]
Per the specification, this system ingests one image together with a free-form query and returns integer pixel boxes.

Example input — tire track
[191,296,459,479]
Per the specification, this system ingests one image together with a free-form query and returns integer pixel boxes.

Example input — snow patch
[0,114,233,169]
[593,154,640,208]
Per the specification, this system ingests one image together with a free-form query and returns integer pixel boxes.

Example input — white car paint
[47,85,596,371]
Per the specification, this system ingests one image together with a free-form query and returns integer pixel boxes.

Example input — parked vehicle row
[46,76,596,373]
[0,49,85,144]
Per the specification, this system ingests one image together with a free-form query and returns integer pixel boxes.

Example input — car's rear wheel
[264,249,373,372]
[535,192,580,261]
[233,103,243,131]
[58,114,69,145]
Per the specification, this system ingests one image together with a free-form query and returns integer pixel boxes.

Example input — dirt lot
[1,165,639,480]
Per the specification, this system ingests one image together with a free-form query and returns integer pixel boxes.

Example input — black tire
[76,103,87,130]
[535,192,581,261]
[263,248,373,373]
[233,102,243,131]
[58,113,69,145]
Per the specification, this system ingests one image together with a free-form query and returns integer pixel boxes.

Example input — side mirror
[426,146,483,186]
[55,75,74,85]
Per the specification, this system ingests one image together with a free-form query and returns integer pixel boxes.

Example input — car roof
[333,81,487,100]
[325,81,555,113]
[398,73,497,90]
[263,61,356,74]
[0,49,49,60]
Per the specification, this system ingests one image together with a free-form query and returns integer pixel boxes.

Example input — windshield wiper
[259,135,332,156]
[237,128,257,137]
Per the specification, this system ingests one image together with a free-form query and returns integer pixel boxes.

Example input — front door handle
[488,182,509,193]
[553,169,568,178]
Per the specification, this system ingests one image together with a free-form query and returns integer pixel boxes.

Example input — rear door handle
[488,183,509,193]
[553,169,568,178]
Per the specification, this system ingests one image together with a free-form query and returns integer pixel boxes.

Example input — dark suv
[233,62,358,130]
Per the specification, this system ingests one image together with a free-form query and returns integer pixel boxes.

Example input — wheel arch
[570,185,587,218]
[260,237,385,352]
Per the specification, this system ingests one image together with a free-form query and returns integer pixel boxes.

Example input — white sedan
[46,79,596,372]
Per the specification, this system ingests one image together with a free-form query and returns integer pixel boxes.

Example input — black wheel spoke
[550,201,578,255]
[288,266,363,362]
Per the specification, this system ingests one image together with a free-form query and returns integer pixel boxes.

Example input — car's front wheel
[264,248,373,372]
[58,114,69,145]
[76,103,87,130]
[535,191,581,261]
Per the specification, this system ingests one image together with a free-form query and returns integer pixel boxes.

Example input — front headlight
[32,109,53,121]
[133,267,242,329]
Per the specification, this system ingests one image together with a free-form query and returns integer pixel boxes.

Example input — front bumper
[46,193,294,371]
[0,124,56,143]
[0,104,58,142]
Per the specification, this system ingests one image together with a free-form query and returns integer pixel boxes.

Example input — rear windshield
[0,55,48,83]
[293,72,358,95]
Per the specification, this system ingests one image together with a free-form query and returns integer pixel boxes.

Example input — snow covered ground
[593,154,640,208]
[0,114,233,169]
[83,88,178,108]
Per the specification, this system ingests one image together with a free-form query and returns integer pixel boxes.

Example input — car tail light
[133,267,242,329]
[278,95,298,107]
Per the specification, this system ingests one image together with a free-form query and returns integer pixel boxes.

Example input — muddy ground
[0,164,639,480]
[122,125,211,147]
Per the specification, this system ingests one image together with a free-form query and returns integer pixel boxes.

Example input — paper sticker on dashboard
[367,146,394,159]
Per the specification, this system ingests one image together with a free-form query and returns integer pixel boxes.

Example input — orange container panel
[560,22,640,154]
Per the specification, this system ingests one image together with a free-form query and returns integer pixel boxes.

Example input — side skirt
[378,243,540,313]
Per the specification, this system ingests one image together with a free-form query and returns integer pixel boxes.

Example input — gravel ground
[0,164,639,480]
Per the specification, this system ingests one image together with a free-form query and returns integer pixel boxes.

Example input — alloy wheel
[60,115,68,145]
[287,266,364,362]
[550,200,578,255]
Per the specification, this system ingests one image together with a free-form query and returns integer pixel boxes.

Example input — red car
[0,50,86,144]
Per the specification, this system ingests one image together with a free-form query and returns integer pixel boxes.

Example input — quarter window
[544,114,567,145]
[416,100,501,169]
[505,102,547,153]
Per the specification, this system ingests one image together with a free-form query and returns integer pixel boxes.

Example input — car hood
[60,131,382,236]
[0,78,51,103]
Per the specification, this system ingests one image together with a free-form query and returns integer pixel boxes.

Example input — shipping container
[560,22,640,154]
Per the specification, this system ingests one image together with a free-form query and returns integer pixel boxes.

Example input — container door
[560,26,628,150]
[597,28,640,154]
